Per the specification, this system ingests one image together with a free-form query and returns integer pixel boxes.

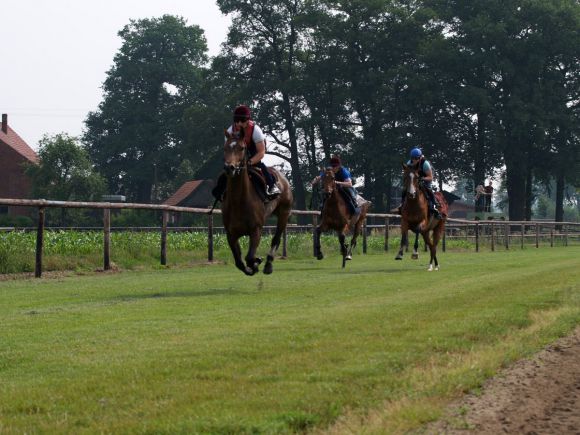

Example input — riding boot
[427,189,441,219]
[260,163,280,197]
[212,172,227,201]
[347,187,361,216]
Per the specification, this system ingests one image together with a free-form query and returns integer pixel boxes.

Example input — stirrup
[267,184,281,196]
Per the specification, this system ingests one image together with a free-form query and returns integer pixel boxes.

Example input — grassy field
[0,247,579,434]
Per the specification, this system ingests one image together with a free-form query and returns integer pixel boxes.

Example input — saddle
[248,166,279,202]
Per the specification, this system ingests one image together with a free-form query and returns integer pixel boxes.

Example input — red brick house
[163,179,215,224]
[0,114,38,216]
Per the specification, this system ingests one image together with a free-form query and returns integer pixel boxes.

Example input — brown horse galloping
[395,163,447,271]
[222,131,293,275]
[314,168,370,268]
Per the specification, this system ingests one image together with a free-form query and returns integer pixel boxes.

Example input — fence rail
[1,198,578,277]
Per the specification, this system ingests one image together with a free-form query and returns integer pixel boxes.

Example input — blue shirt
[406,159,432,174]
[334,167,352,182]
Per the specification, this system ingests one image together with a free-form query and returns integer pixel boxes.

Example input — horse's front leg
[314,226,324,260]
[411,232,420,260]
[395,224,409,260]
[245,228,262,274]
[227,233,254,275]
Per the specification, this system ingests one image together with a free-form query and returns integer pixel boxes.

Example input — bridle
[404,168,419,199]
[322,170,336,199]
[223,137,248,177]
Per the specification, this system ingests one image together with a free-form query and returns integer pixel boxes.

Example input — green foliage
[0,215,34,228]
[83,15,209,203]
[25,133,106,203]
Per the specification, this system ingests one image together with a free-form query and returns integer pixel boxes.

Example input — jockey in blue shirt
[311,156,360,216]
[400,148,441,219]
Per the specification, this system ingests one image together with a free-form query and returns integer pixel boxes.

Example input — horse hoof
[346,255,352,261]
[244,267,255,276]
[395,256,403,261]
[411,254,419,260]
[317,253,324,260]
[263,263,273,275]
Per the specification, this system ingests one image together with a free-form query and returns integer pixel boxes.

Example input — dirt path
[427,327,580,434]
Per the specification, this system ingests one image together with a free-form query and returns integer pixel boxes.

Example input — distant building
[0,114,38,217]
[163,179,215,224]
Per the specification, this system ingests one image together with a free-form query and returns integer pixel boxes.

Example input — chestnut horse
[314,168,370,268]
[395,163,447,271]
[222,131,293,275]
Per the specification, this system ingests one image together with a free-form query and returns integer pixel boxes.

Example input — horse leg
[339,232,348,268]
[227,233,254,276]
[314,226,324,260]
[264,214,288,275]
[422,231,436,271]
[245,229,262,274]
[411,232,419,260]
[430,223,444,271]
[395,225,408,260]
[346,217,363,261]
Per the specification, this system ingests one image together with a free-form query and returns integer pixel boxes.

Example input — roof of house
[163,180,206,206]
[0,125,38,163]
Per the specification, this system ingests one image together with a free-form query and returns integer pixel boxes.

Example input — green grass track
[1,247,579,434]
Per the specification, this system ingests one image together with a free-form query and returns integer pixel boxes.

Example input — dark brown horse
[222,131,293,275]
[395,163,447,270]
[314,168,370,268]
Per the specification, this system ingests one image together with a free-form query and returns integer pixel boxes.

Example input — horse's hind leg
[429,223,444,271]
[339,233,348,268]
[314,226,324,260]
[264,215,288,275]
[422,231,436,271]
[227,233,254,276]
[346,218,363,261]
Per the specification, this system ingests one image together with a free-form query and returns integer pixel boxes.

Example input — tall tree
[84,15,208,203]
[216,0,310,212]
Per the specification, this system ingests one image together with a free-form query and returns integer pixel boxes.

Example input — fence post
[207,213,214,262]
[490,222,495,252]
[564,225,568,247]
[535,223,539,248]
[504,223,509,250]
[521,224,525,249]
[35,207,45,278]
[362,218,367,254]
[475,222,479,252]
[282,229,287,258]
[103,208,111,271]
[161,211,168,265]
[384,217,389,252]
[550,227,554,247]
[312,214,318,257]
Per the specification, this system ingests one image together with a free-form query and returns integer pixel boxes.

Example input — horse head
[402,162,420,199]
[223,129,247,176]
[321,167,336,199]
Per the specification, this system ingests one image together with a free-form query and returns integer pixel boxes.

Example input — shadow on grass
[114,288,244,301]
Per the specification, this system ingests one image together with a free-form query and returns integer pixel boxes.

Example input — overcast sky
[1,0,230,150]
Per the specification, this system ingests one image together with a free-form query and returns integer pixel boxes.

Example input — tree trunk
[555,172,565,223]
[472,112,486,189]
[525,165,533,221]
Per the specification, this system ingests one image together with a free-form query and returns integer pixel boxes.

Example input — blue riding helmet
[410,148,422,159]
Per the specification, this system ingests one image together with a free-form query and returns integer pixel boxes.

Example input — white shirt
[225,123,265,144]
